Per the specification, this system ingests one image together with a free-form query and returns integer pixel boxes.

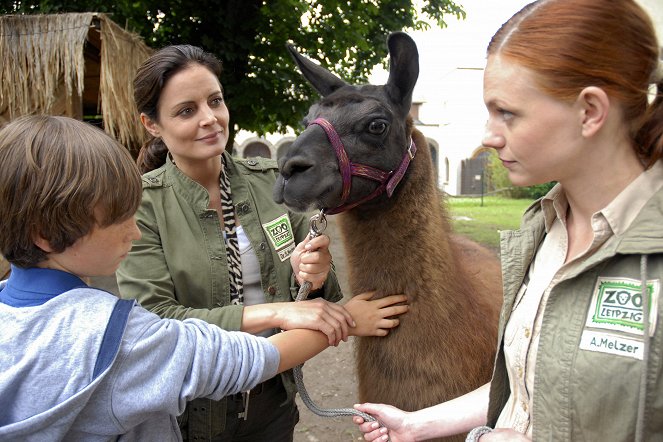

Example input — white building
[234,0,663,196]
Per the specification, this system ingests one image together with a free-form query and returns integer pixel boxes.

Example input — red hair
[488,0,663,167]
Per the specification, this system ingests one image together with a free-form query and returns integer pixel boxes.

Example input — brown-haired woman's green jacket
[116,152,342,437]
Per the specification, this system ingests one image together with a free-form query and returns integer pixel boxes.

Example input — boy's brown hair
[0,115,141,268]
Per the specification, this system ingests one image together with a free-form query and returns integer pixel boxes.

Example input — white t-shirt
[236,226,272,337]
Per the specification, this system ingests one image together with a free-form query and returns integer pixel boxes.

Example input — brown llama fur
[275,32,503,442]
[338,124,501,416]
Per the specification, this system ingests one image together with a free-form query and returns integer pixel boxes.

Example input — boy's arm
[268,291,409,371]
[268,329,329,373]
[268,290,409,372]
[100,307,279,428]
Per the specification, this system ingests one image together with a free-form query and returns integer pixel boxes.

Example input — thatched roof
[0,13,152,153]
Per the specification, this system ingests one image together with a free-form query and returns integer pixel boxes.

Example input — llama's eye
[368,120,387,135]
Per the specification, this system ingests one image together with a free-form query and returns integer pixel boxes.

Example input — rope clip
[308,209,327,239]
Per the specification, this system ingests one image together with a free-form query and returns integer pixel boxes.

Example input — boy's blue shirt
[0,267,279,441]
[0,265,86,307]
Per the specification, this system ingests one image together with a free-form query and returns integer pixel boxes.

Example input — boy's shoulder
[62,287,123,310]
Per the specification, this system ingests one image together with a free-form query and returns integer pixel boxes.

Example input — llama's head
[273,32,419,214]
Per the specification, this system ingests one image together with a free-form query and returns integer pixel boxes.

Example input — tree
[1,0,464,146]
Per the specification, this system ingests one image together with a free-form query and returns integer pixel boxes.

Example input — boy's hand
[344,292,408,337]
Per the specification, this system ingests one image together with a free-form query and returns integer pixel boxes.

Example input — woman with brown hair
[116,45,408,441]
[354,0,663,440]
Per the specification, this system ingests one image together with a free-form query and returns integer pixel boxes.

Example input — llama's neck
[336,134,456,295]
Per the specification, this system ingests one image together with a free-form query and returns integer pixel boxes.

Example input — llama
[274,32,502,441]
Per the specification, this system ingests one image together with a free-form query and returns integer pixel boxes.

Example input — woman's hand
[354,384,492,442]
[353,403,413,442]
[276,298,355,346]
[290,234,332,291]
[344,292,408,337]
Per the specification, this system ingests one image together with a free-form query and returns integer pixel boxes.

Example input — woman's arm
[241,298,354,345]
[353,383,490,442]
[268,292,408,372]
[244,292,409,346]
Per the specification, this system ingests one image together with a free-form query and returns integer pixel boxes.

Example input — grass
[447,196,534,251]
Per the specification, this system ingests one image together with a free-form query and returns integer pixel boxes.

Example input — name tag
[580,277,659,360]
[579,331,644,360]
[262,214,295,262]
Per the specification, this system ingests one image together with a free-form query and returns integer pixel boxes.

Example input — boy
[0,115,381,441]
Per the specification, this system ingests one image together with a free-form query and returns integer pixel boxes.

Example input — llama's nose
[279,155,313,180]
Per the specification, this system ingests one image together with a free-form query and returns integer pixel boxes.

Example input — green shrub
[484,149,555,199]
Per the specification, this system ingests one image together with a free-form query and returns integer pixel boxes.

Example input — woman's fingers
[279,299,354,346]
[297,236,332,290]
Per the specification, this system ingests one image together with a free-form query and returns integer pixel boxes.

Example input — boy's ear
[140,113,160,138]
[33,234,54,253]
[578,86,610,137]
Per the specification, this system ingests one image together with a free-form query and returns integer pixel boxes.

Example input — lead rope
[292,209,384,432]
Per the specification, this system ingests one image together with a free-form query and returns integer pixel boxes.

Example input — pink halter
[308,117,417,215]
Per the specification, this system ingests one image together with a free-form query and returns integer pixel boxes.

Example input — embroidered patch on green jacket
[585,277,659,336]
[262,214,295,262]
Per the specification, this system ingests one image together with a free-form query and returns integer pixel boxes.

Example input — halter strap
[308,117,416,215]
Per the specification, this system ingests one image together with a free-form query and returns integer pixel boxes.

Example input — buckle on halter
[407,140,415,160]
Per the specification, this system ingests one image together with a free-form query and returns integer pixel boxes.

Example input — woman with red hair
[354,1,663,440]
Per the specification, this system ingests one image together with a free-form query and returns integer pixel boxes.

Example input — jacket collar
[519,180,663,255]
[510,185,663,286]
[154,154,234,213]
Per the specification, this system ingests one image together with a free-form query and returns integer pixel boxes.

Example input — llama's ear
[385,32,419,111]
[287,43,348,97]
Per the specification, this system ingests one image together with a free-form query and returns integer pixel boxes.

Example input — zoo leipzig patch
[580,277,660,360]
[262,214,296,262]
